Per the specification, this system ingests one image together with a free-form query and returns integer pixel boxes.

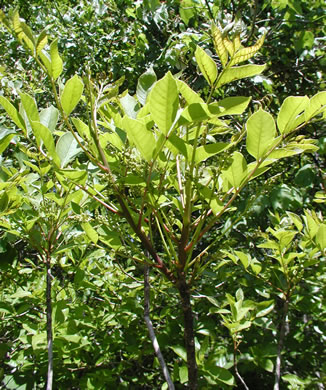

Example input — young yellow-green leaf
[149,72,178,135]
[81,222,98,244]
[50,38,63,80]
[277,96,309,134]
[0,96,26,133]
[211,24,228,67]
[217,64,266,88]
[122,116,155,161]
[61,75,84,116]
[13,11,34,51]
[176,80,204,105]
[20,93,39,123]
[30,121,61,167]
[195,46,217,86]
[229,34,265,66]
[305,91,326,121]
[36,29,48,55]
[223,35,235,57]
[246,109,276,160]
[316,224,326,251]
[223,151,248,188]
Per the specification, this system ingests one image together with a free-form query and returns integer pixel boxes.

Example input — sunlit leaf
[61,75,84,116]
[229,34,266,66]
[211,24,228,67]
[246,109,276,159]
[149,72,178,135]
[277,96,309,134]
[195,45,217,86]
[50,38,63,80]
[217,64,266,88]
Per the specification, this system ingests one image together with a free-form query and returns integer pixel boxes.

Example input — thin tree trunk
[274,298,289,390]
[176,274,197,390]
[144,266,175,390]
[46,255,53,390]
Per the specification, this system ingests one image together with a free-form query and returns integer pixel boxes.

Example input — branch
[144,266,175,390]
[274,297,290,390]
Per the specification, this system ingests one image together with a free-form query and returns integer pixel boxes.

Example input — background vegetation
[0,0,325,389]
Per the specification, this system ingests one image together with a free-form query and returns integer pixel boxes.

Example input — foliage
[0,2,325,390]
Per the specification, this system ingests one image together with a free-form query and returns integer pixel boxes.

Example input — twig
[204,0,214,21]
[144,265,175,390]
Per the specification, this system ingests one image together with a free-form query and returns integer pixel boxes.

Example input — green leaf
[223,151,248,188]
[61,75,84,116]
[209,96,251,116]
[56,132,81,168]
[81,222,98,244]
[277,96,309,134]
[38,50,52,75]
[177,79,204,105]
[217,64,266,88]
[122,116,155,161]
[167,133,193,159]
[30,121,61,167]
[50,38,63,80]
[286,211,303,232]
[246,109,276,159]
[35,29,48,55]
[305,91,326,121]
[235,250,250,269]
[20,93,39,123]
[195,46,217,86]
[72,118,91,140]
[255,300,275,318]
[32,332,46,351]
[98,227,121,250]
[170,346,187,362]
[39,106,59,132]
[180,103,211,124]
[0,133,16,154]
[149,72,178,135]
[56,169,87,186]
[57,334,81,344]
[195,142,229,163]
[179,366,188,384]
[204,364,235,386]
[0,96,26,133]
[136,67,157,106]
[120,93,139,119]
[180,0,196,25]
[282,374,309,386]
